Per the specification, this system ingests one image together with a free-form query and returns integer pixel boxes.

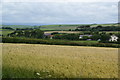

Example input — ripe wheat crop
[2,43,118,78]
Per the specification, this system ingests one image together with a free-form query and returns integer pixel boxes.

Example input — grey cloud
[2,2,118,24]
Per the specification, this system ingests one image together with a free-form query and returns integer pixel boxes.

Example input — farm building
[79,35,93,39]
[44,33,54,39]
[44,33,51,36]
[109,35,118,42]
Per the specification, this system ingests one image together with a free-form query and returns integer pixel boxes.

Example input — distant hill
[2,23,118,31]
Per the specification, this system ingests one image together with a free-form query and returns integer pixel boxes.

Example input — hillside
[2,23,118,31]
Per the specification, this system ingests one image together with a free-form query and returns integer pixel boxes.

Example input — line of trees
[2,27,14,30]
[8,29,44,39]
[7,28,120,44]
[2,37,120,48]
[52,32,120,44]
[75,25,120,31]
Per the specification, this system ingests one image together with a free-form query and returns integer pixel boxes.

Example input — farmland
[2,23,118,31]
[0,29,14,36]
[2,43,118,78]
[1,23,118,37]
[26,23,118,31]
[44,31,119,34]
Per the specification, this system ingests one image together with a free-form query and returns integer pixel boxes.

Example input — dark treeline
[2,37,120,48]
[7,28,120,44]
[53,32,120,44]
[8,29,44,39]
[2,25,120,47]
[16,28,34,30]
[2,27,14,30]
[75,25,120,31]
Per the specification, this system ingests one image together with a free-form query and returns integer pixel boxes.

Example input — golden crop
[2,43,118,78]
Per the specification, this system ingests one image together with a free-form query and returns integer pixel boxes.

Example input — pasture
[0,29,14,36]
[44,31,81,34]
[44,31,119,34]
[2,23,118,31]
[2,43,118,78]
[39,23,118,31]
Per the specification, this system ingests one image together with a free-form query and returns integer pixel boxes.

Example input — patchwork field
[2,43,118,78]
[2,23,118,31]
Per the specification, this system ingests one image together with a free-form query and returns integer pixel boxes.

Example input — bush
[53,34,79,40]
[2,37,120,48]
[8,29,44,39]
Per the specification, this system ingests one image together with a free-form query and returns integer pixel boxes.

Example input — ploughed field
[2,43,118,78]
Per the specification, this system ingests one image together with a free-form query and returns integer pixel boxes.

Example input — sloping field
[2,43,118,78]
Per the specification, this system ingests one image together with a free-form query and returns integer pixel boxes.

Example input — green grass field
[40,25,78,30]
[2,23,118,31]
[2,25,34,29]
[40,23,118,30]
[90,23,118,27]
[0,29,14,36]
[71,41,98,44]
[2,43,118,78]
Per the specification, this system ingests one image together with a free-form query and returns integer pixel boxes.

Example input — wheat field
[2,43,118,78]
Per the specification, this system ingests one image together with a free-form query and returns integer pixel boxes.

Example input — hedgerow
[1,37,120,48]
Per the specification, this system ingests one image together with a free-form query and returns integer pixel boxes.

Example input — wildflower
[36,72,40,76]
[48,75,52,77]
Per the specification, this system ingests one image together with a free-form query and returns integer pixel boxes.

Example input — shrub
[2,37,120,48]
[53,34,79,41]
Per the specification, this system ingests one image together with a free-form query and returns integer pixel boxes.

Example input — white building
[109,35,118,42]
[79,35,92,39]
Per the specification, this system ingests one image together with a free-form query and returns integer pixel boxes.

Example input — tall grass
[2,43,118,78]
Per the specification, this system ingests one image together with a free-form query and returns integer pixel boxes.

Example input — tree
[96,25,103,28]
[85,25,91,28]
[82,36,89,40]
[31,29,44,38]
[69,29,72,31]
[53,33,79,40]
[100,34,110,42]
[83,31,91,35]
[59,25,62,27]
[2,27,14,30]
[8,29,44,39]
[51,32,59,35]
[91,34,101,40]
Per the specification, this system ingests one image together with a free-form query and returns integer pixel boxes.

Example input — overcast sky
[2,2,118,24]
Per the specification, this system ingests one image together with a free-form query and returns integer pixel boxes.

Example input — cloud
[2,0,119,2]
[0,2,2,25]
[2,2,118,24]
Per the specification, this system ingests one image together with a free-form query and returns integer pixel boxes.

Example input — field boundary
[1,37,119,48]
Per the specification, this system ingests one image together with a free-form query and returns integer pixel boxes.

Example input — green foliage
[83,31,91,34]
[75,25,120,31]
[8,29,44,39]
[91,34,101,40]
[2,25,34,29]
[2,37,120,48]
[100,34,110,42]
[16,28,33,30]
[81,36,89,40]
[53,34,79,40]
[1,30,14,36]
[2,27,14,30]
